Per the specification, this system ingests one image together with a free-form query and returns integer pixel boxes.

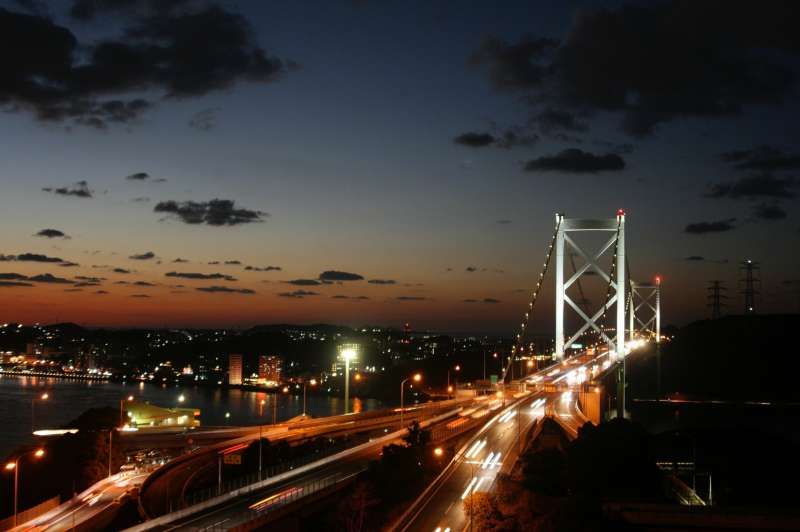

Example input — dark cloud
[396,296,427,301]
[74,281,100,287]
[332,294,369,300]
[0,281,34,287]
[113,267,131,274]
[224,260,242,265]
[753,202,788,220]
[15,253,64,263]
[126,172,150,180]
[129,251,155,260]
[94,290,109,294]
[465,266,477,272]
[58,261,79,267]
[64,288,83,292]
[154,199,267,225]
[722,146,800,172]
[75,275,104,282]
[319,270,364,282]
[464,298,501,304]
[524,149,625,173]
[471,3,800,137]
[130,294,150,298]
[0,273,29,280]
[706,174,797,199]
[172,258,189,263]
[453,128,537,149]
[189,108,219,131]
[684,256,705,261]
[454,132,495,147]
[29,273,73,284]
[278,290,318,298]
[0,4,294,128]
[208,261,220,265]
[68,0,193,20]
[245,265,281,272]
[41,181,92,198]
[368,279,396,285]
[133,280,156,287]
[196,285,254,294]
[35,228,69,239]
[685,218,737,234]
[287,279,321,286]
[165,271,236,281]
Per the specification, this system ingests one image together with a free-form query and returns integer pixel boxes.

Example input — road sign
[490,374,498,385]
[223,454,242,465]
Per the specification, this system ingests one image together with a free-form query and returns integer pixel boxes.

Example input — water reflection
[0,376,383,456]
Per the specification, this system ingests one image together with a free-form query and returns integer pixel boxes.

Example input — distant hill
[639,314,800,401]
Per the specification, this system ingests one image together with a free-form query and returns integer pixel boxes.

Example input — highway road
[139,400,471,518]
[398,345,629,532]
[12,471,149,532]
[398,394,542,532]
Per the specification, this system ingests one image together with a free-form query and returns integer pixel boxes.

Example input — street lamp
[303,379,317,417]
[31,392,49,434]
[447,365,461,399]
[119,395,134,427]
[400,373,422,429]
[341,348,356,414]
[5,448,45,527]
[258,398,266,477]
[177,394,185,403]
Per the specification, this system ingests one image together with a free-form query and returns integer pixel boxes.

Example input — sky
[0,0,798,333]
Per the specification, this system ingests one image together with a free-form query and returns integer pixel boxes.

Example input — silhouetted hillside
[656,314,800,401]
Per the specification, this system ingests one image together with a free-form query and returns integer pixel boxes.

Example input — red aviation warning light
[617,208,626,216]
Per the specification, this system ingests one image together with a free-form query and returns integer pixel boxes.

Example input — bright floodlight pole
[342,349,355,414]
[399,374,421,429]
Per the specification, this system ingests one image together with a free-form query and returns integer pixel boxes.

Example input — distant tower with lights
[707,280,727,319]
[739,260,760,314]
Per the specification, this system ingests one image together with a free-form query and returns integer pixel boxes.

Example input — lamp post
[303,379,317,417]
[446,365,460,399]
[31,392,49,434]
[119,395,134,427]
[5,448,45,527]
[258,399,266,477]
[341,349,356,414]
[400,373,422,429]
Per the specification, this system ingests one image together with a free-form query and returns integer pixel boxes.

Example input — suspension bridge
[19,211,665,532]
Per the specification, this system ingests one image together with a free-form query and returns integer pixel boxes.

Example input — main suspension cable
[504,215,562,381]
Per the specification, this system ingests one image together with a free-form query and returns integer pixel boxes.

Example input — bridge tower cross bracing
[629,277,662,343]
[554,211,626,359]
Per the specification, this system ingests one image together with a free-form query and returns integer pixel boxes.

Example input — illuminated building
[228,353,243,385]
[258,355,282,385]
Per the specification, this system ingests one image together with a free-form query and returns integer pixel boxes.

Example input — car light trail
[461,477,478,500]
[481,452,495,469]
